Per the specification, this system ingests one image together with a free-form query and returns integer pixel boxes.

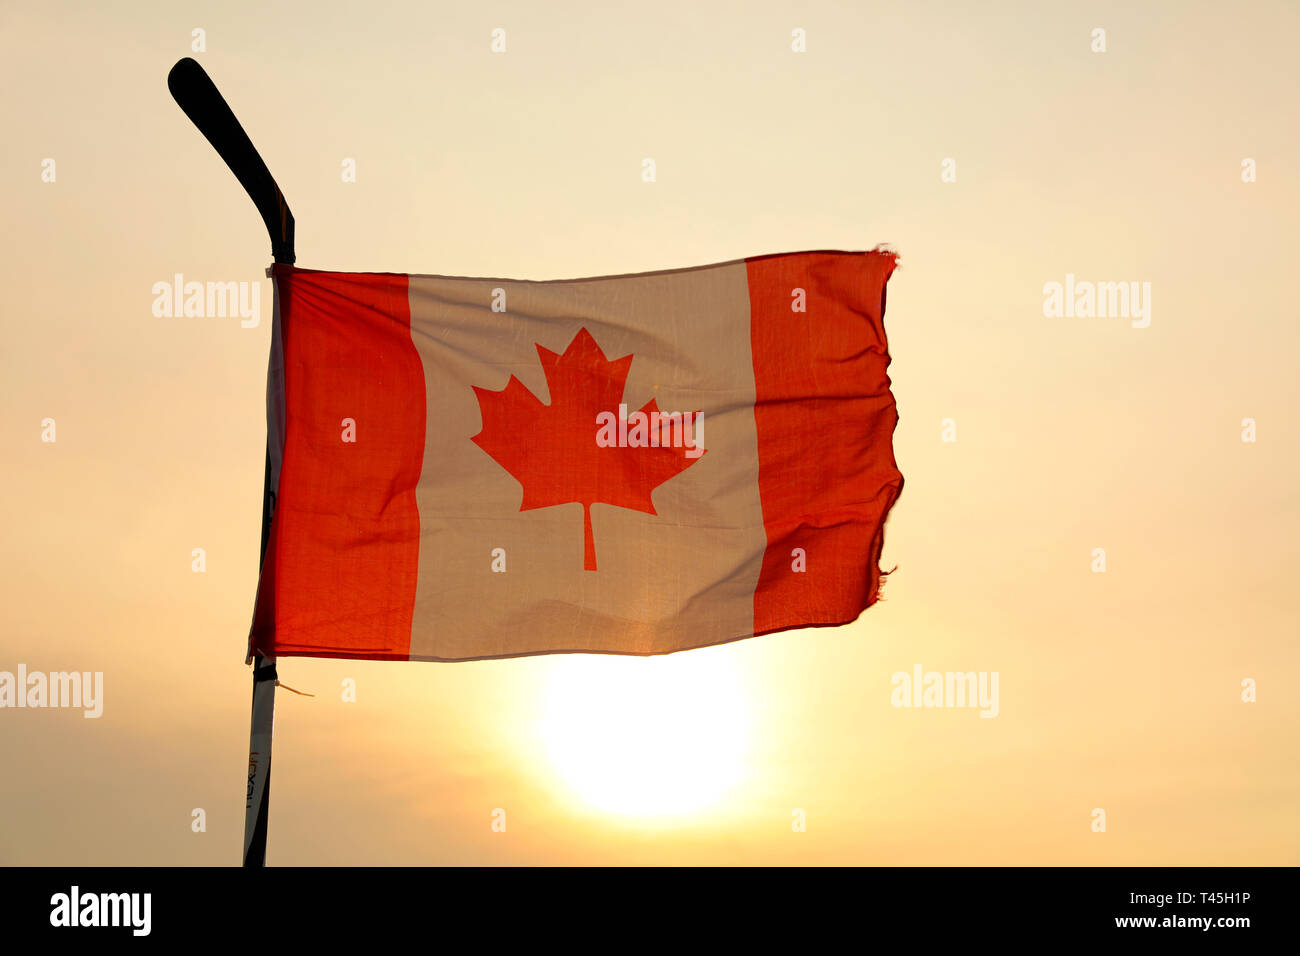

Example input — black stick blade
[168,57,296,264]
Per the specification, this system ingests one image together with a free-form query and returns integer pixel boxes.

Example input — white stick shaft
[243,655,276,865]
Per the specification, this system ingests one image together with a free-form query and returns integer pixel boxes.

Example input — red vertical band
[250,268,425,660]
[746,251,902,635]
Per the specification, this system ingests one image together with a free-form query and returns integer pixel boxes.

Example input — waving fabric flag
[249,249,901,662]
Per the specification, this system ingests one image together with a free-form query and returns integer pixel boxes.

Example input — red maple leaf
[471,327,703,570]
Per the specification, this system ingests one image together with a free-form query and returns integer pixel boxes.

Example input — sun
[538,649,751,818]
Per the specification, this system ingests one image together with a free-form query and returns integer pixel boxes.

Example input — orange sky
[1,0,1297,864]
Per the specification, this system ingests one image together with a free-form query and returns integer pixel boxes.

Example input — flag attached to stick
[250,250,902,661]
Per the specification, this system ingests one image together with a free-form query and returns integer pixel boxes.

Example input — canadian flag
[250,250,901,661]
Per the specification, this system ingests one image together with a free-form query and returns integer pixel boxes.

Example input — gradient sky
[1,0,1297,865]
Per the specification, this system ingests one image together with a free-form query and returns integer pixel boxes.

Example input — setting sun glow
[538,651,751,818]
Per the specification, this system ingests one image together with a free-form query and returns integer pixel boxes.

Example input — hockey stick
[167,56,292,866]
[167,57,295,264]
